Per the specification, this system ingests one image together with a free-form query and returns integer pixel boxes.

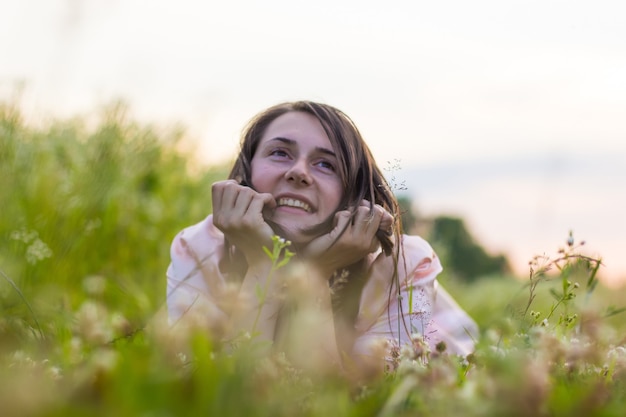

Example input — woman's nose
[285,160,312,185]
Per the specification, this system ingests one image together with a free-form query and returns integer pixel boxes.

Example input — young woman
[166,101,477,375]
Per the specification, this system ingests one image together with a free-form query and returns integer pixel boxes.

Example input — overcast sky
[2,0,625,285]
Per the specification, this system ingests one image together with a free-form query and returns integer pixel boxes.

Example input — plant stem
[0,267,45,340]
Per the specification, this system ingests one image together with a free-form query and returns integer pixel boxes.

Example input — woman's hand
[299,200,394,277]
[211,180,277,265]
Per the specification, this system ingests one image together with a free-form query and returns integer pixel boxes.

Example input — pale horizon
[2,0,625,286]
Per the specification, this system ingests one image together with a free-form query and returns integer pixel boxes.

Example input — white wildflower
[82,275,107,296]
[25,238,53,264]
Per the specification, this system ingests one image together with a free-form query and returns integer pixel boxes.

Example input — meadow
[1,100,625,416]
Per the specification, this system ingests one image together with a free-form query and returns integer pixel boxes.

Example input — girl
[166,101,477,375]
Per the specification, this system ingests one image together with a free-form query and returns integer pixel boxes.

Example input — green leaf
[604,306,626,318]
[277,257,291,268]
[586,260,602,293]
[549,288,562,301]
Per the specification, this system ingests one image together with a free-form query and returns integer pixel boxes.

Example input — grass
[1,99,625,416]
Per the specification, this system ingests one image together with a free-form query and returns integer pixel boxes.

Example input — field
[1,100,625,416]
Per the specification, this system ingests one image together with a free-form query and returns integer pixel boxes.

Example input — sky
[1,0,625,286]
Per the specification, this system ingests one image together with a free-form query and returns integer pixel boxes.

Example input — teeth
[278,198,311,212]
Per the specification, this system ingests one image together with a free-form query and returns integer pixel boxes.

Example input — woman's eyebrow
[267,137,336,158]
[267,137,295,146]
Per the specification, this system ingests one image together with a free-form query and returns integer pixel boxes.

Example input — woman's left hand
[299,200,393,278]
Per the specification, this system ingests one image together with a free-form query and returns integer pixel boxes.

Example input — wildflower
[176,352,188,364]
[90,348,118,372]
[385,339,401,371]
[607,346,626,359]
[410,333,431,360]
[9,351,35,368]
[400,344,415,361]
[110,312,131,336]
[25,238,53,264]
[10,227,53,263]
[82,275,107,296]
[84,218,102,234]
[73,301,112,344]
[435,341,447,354]
[10,228,38,243]
[47,365,62,380]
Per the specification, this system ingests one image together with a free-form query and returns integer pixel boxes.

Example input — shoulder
[169,215,225,274]
[364,234,441,290]
[397,234,443,284]
[171,214,223,249]
[175,214,222,241]
[400,234,438,259]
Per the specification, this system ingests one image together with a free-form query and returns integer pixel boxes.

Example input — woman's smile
[276,197,312,213]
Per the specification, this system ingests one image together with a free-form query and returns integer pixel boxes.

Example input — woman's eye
[269,149,289,158]
[316,160,335,171]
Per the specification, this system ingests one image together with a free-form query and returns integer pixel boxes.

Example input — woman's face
[250,111,344,244]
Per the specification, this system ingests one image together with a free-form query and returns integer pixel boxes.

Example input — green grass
[1,99,625,417]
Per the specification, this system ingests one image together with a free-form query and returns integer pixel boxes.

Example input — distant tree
[429,216,510,282]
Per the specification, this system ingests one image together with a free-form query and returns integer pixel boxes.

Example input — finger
[232,186,258,217]
[212,180,239,224]
[249,192,276,218]
[332,210,352,238]
[353,199,372,223]
[211,181,227,209]
[368,235,381,253]
[259,192,277,209]
[356,200,385,228]
[377,205,394,234]
[216,180,241,211]
[353,205,383,237]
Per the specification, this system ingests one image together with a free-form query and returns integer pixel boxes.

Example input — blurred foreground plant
[522,230,624,333]
[2,98,626,416]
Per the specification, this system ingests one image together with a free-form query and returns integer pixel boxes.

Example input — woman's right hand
[211,180,277,265]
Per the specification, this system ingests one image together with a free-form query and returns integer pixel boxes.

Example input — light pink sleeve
[166,215,228,324]
[353,234,479,358]
[430,281,479,355]
[353,235,441,356]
